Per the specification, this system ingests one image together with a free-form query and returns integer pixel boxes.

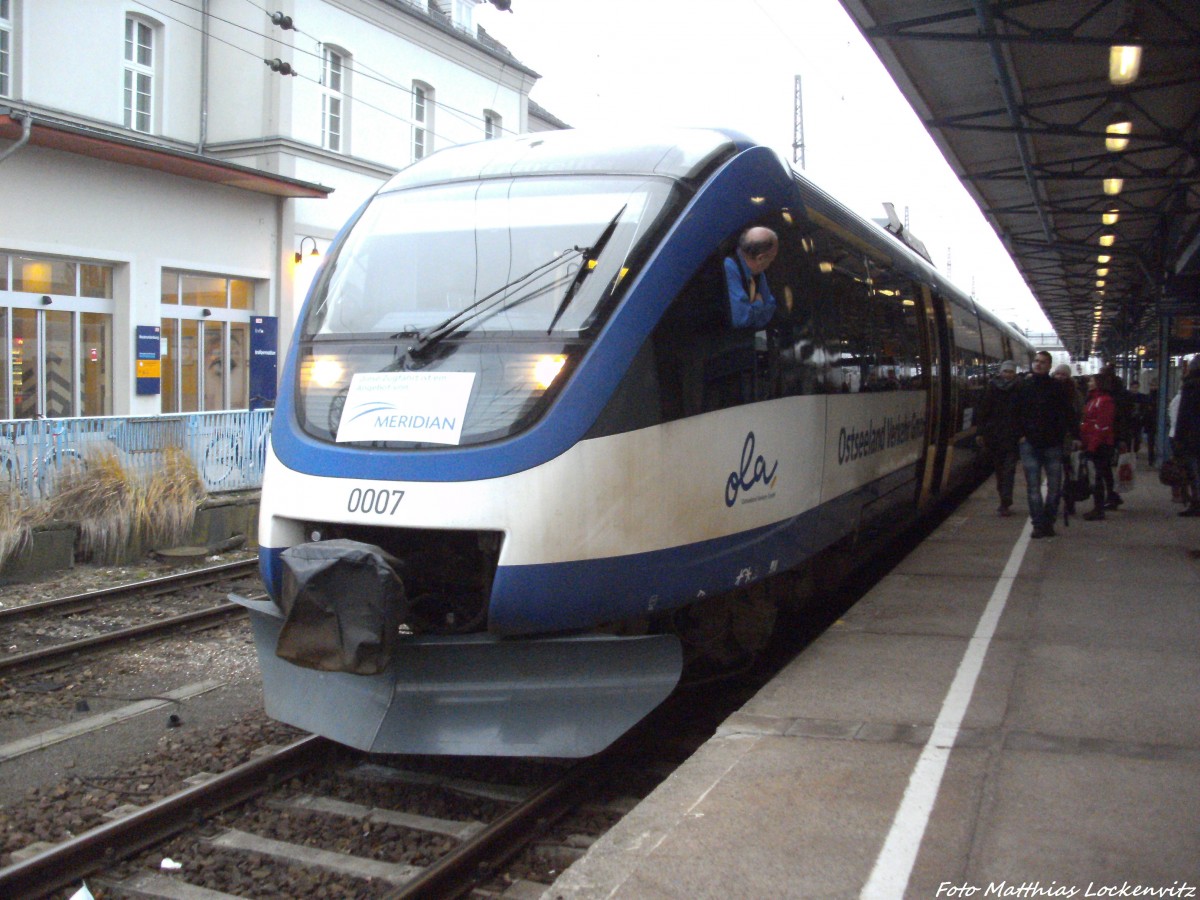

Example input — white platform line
[861,521,1032,899]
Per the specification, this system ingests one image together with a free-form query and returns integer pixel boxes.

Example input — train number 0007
[347,487,406,515]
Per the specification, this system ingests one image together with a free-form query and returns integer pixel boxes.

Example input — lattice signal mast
[793,75,806,170]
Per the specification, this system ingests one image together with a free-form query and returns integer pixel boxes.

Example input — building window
[0,252,115,418]
[123,15,155,133]
[160,270,256,412]
[452,0,475,32]
[321,47,346,153]
[484,110,501,140]
[413,82,433,160]
[0,0,13,99]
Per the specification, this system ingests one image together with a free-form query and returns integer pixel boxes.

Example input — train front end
[236,131,754,757]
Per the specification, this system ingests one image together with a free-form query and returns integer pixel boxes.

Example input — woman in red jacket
[1080,371,1117,520]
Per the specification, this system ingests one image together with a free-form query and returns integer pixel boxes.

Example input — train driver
[724,226,779,329]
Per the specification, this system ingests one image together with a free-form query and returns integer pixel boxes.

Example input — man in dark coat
[1174,355,1200,517]
[1015,351,1079,538]
[977,360,1022,516]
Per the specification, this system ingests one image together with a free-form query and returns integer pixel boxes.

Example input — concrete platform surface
[545,462,1200,899]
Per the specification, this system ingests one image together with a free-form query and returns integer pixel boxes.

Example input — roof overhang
[0,110,331,199]
[839,1,1200,359]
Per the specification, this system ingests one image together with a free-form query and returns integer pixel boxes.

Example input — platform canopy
[840,0,1200,360]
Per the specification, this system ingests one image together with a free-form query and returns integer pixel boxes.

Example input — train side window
[980,319,1006,375]
[946,295,986,429]
[804,230,874,393]
[867,261,924,391]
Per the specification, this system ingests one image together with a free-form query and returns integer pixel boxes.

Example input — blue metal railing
[0,410,274,502]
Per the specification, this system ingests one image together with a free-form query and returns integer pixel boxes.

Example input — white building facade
[0,0,540,418]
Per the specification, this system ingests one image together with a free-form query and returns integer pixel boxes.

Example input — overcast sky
[475,0,1055,335]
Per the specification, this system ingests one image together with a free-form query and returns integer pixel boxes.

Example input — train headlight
[533,355,567,390]
[309,358,346,389]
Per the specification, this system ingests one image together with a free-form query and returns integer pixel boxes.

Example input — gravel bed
[0,712,304,867]
[0,617,259,726]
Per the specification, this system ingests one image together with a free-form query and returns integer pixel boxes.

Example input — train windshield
[302,175,673,339]
[295,175,680,448]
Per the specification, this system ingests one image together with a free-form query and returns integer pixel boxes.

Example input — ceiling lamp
[1097,268,1109,277]
[1099,234,1116,247]
[1109,43,1143,86]
[1103,171,1124,195]
[1102,208,1120,226]
[1105,119,1132,152]
[1096,279,1107,288]
[1098,254,1111,264]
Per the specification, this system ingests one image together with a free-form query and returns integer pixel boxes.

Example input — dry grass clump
[136,446,206,552]
[0,491,37,567]
[45,451,135,564]
[0,447,208,567]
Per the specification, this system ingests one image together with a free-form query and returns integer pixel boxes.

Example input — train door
[917,284,955,507]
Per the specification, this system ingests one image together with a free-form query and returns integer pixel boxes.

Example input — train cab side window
[652,218,799,421]
[652,252,739,421]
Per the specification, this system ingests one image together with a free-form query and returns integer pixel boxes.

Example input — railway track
[0,669,744,900]
[0,520,941,898]
[0,559,258,625]
[0,560,260,676]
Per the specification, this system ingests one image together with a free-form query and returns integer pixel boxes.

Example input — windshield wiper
[404,248,584,361]
[546,205,627,335]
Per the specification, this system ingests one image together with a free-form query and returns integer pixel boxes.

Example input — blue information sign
[135,325,161,395]
[249,317,279,409]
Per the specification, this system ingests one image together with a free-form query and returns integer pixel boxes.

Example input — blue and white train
[234,129,1033,757]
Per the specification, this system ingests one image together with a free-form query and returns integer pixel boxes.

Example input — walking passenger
[1080,372,1117,520]
[1053,363,1083,452]
[1016,351,1078,538]
[1173,355,1200,517]
[1138,379,1158,467]
[1099,363,1134,510]
[977,360,1022,516]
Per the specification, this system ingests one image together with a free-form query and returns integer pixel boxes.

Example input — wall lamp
[295,236,320,264]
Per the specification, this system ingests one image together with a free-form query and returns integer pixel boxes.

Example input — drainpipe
[198,0,210,153]
[0,107,33,164]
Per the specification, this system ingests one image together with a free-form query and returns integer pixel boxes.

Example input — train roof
[380,128,757,192]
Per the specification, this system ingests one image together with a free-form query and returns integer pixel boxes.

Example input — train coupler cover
[276,539,406,675]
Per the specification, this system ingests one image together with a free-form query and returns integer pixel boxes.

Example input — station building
[0,0,541,419]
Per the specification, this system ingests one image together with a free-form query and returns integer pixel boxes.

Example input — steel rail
[0,558,259,625]
[0,735,333,900]
[0,598,259,676]
[382,754,602,900]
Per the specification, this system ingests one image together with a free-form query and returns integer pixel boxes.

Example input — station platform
[546,459,1200,899]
